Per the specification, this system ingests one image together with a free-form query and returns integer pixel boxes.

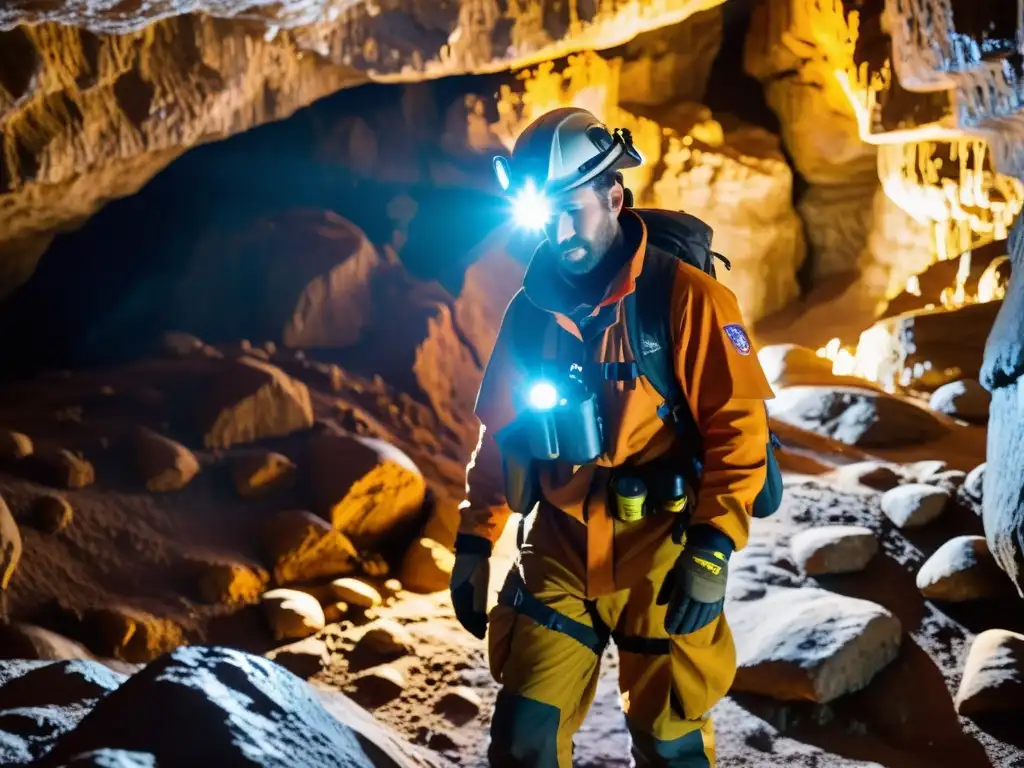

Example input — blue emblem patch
[723,324,751,356]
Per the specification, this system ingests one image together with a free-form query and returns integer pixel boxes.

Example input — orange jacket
[460,209,775,596]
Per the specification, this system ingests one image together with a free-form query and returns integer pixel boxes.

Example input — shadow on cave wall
[0,0,776,381]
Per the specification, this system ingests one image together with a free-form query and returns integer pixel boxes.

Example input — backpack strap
[623,248,705,493]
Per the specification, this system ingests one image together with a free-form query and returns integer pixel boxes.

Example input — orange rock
[0,622,95,661]
[86,606,187,663]
[31,493,73,533]
[32,448,94,489]
[309,430,426,548]
[262,509,360,586]
[196,357,313,449]
[198,562,269,606]
[261,589,325,641]
[0,495,21,590]
[231,450,296,498]
[0,429,32,460]
[133,427,200,492]
[399,537,455,594]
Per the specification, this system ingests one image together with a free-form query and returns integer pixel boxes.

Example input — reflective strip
[498,573,608,655]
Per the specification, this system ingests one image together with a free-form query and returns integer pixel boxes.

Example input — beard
[556,216,619,276]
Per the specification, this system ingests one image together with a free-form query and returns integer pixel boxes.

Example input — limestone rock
[965,463,986,501]
[928,470,967,494]
[230,451,296,499]
[359,552,390,579]
[983,383,1024,595]
[195,357,313,449]
[309,431,426,548]
[262,509,360,586]
[261,589,326,642]
[32,449,95,489]
[758,344,880,391]
[349,665,406,710]
[198,562,269,606]
[909,460,948,483]
[916,536,1010,602]
[0,429,32,460]
[929,379,991,424]
[881,484,950,529]
[282,217,385,348]
[650,107,805,322]
[32,493,73,534]
[453,249,525,368]
[767,386,949,448]
[434,686,483,727]
[266,637,330,679]
[330,579,382,610]
[38,646,436,767]
[85,607,186,664]
[399,537,455,594]
[0,495,22,590]
[0,623,95,661]
[0,659,125,711]
[731,587,902,703]
[955,630,1024,717]
[790,526,878,576]
[132,428,199,492]
[835,462,903,492]
[356,621,415,662]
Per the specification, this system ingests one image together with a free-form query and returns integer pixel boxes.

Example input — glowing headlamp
[494,156,551,232]
[527,381,559,411]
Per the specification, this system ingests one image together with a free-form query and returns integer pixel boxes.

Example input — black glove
[450,534,492,640]
[657,525,733,636]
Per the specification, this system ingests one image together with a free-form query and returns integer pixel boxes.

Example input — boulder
[964,463,986,501]
[84,608,186,664]
[355,621,415,662]
[731,587,902,703]
[767,386,949,448]
[0,430,32,460]
[453,249,525,367]
[266,637,330,679]
[0,624,96,661]
[929,379,991,424]
[37,646,438,767]
[833,462,903,492]
[195,357,314,449]
[434,686,483,727]
[282,218,385,349]
[330,579,383,610]
[908,460,948,483]
[31,493,73,534]
[916,536,1011,602]
[309,432,426,549]
[955,630,1024,717]
[31,449,95,489]
[790,526,878,575]
[983,383,1024,595]
[0,660,125,711]
[230,451,296,498]
[261,589,326,642]
[0,495,22,590]
[197,562,269,606]
[262,510,360,586]
[880,484,950,529]
[349,665,407,710]
[399,537,455,594]
[132,428,199,492]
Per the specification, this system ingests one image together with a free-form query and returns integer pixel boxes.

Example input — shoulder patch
[723,323,751,356]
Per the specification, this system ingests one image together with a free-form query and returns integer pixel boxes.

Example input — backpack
[625,208,783,519]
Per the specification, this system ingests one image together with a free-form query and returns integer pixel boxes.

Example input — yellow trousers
[486,521,735,767]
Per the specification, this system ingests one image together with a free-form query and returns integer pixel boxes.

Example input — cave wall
[0,0,730,300]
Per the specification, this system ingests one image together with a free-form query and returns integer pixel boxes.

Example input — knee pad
[488,691,561,768]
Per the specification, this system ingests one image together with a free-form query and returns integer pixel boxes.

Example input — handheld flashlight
[528,381,559,411]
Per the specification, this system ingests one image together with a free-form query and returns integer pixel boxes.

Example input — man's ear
[609,182,625,215]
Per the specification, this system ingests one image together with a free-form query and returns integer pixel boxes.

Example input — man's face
[544,183,622,276]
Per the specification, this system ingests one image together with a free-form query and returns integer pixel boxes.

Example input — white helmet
[494,107,643,197]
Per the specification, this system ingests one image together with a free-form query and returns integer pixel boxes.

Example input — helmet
[493,108,643,229]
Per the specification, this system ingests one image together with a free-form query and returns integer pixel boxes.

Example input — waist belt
[498,571,609,655]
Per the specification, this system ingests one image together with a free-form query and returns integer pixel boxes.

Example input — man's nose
[556,212,575,244]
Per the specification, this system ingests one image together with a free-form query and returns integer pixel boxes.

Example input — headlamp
[511,179,551,232]
[527,380,559,411]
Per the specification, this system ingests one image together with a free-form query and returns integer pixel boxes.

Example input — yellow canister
[613,475,648,522]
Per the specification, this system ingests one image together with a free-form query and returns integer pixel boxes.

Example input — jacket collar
[521,208,648,319]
